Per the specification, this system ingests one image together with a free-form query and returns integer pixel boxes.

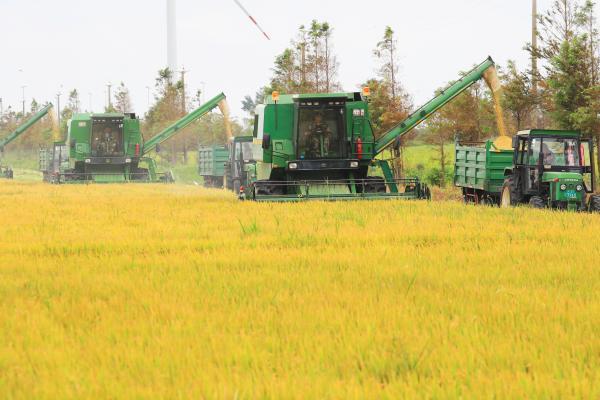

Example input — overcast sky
[1,0,598,121]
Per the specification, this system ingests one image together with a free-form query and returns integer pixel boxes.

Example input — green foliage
[501,61,538,130]
[114,82,133,113]
[547,36,594,128]
[261,21,340,96]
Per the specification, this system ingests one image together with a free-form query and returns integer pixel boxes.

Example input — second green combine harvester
[40,93,227,183]
[239,57,501,201]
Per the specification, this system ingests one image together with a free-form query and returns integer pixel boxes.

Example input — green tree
[501,61,538,130]
[547,36,593,127]
[114,82,133,113]
[374,26,398,100]
[263,21,340,95]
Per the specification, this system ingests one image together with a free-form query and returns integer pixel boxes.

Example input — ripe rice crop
[0,182,598,398]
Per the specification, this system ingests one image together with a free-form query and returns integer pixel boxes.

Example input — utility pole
[56,91,62,128]
[199,81,206,104]
[106,83,112,110]
[179,67,187,114]
[167,0,178,73]
[532,0,543,128]
[21,86,26,116]
[146,86,151,108]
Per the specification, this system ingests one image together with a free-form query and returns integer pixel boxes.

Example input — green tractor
[40,93,227,183]
[198,135,255,192]
[501,130,600,211]
[241,57,501,201]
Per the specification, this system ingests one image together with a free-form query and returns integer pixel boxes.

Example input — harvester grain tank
[455,129,600,211]
[0,104,53,179]
[40,93,227,183]
[241,57,501,201]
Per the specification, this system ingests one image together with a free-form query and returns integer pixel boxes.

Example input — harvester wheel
[529,196,546,209]
[589,195,600,212]
[364,177,386,193]
[500,176,520,208]
[253,180,285,197]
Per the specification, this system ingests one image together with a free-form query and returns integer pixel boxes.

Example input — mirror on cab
[262,134,271,150]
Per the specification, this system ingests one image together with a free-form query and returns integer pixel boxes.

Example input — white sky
[1,0,598,121]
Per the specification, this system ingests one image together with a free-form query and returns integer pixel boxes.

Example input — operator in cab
[541,143,556,164]
[304,112,332,158]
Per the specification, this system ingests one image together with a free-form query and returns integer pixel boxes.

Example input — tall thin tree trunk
[301,43,306,88]
[389,38,396,100]
[325,36,330,92]
[440,140,446,188]
[314,42,319,92]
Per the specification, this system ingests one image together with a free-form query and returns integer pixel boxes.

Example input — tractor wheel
[589,195,600,212]
[500,176,520,208]
[529,196,546,209]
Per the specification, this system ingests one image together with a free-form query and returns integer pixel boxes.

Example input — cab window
[297,102,345,159]
[91,118,124,157]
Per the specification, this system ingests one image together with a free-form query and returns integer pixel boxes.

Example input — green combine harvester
[239,57,501,201]
[455,130,600,211]
[39,93,226,183]
[0,104,53,179]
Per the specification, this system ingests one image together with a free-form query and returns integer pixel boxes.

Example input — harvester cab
[40,93,227,184]
[501,130,600,211]
[242,57,501,201]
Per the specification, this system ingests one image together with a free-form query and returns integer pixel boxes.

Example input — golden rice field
[0,182,599,399]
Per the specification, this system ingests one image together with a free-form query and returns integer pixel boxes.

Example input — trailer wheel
[589,195,600,212]
[500,176,520,208]
[481,195,495,207]
[529,196,546,209]
[500,185,512,208]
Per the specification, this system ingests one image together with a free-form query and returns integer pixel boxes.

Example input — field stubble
[0,182,598,398]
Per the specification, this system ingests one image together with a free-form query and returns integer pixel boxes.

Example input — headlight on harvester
[289,162,298,169]
[576,184,583,192]
[85,159,91,164]
[560,184,567,191]
[350,161,359,168]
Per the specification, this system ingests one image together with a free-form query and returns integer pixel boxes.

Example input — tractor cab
[226,136,255,193]
[508,130,595,210]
